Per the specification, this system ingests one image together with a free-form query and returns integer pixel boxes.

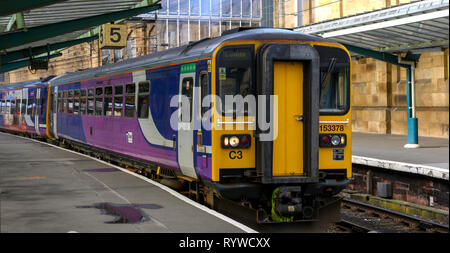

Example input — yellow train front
[204,28,351,223]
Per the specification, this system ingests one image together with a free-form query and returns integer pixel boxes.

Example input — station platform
[352,132,449,181]
[0,132,254,233]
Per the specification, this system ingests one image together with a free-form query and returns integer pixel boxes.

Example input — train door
[273,61,304,176]
[34,88,41,135]
[177,63,197,179]
[256,43,320,184]
[52,87,59,138]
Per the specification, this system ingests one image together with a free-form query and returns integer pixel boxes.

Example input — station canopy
[295,0,449,56]
[0,0,161,73]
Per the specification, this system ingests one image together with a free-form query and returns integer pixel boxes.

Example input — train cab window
[104,86,113,116]
[68,90,74,114]
[95,87,103,116]
[315,46,350,115]
[137,81,150,119]
[80,89,87,115]
[74,90,80,115]
[216,45,254,116]
[125,83,136,118]
[200,72,209,117]
[181,77,193,122]
[114,85,123,117]
[88,88,94,115]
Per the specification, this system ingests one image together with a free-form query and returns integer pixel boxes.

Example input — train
[0,27,352,223]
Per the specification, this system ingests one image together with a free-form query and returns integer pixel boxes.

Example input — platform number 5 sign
[99,24,127,49]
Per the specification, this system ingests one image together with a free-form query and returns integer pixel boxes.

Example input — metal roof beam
[0,2,162,50]
[321,9,449,38]
[0,53,62,73]
[343,43,420,68]
[1,35,98,64]
[74,0,160,40]
[0,0,69,16]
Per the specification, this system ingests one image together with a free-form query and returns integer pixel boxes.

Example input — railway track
[335,198,449,233]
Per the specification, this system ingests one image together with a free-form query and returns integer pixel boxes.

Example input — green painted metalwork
[0,53,62,73]
[0,0,68,16]
[343,43,420,68]
[5,14,17,32]
[1,35,98,64]
[0,3,162,50]
[15,12,25,29]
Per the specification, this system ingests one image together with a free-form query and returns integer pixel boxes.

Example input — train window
[6,100,10,114]
[137,81,150,119]
[10,99,16,115]
[57,92,63,113]
[125,83,135,118]
[181,77,193,122]
[200,72,209,117]
[104,86,113,116]
[315,46,350,115]
[63,91,68,113]
[114,85,123,117]
[21,99,26,115]
[88,88,94,115]
[80,89,87,115]
[31,98,36,116]
[95,87,103,116]
[68,90,73,114]
[27,98,32,115]
[16,99,20,115]
[216,45,254,116]
[74,90,80,115]
[40,97,45,119]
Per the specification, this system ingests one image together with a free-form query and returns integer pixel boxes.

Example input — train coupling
[256,186,315,223]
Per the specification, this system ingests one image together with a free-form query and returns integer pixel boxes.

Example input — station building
[0,0,448,138]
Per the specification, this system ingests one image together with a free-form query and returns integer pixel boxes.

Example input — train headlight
[331,135,341,146]
[221,134,251,148]
[223,137,229,147]
[229,136,240,148]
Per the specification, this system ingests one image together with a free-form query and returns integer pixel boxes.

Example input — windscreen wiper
[320,58,337,87]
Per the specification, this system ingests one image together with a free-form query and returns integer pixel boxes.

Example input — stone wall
[352,49,449,138]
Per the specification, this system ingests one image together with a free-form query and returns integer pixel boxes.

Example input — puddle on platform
[83,168,120,173]
[77,203,162,224]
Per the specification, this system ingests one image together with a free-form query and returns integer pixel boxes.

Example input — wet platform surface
[0,132,248,233]
[352,132,449,180]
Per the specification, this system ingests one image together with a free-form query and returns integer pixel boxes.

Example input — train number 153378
[319,124,345,132]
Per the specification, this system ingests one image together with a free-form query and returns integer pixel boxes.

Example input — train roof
[49,28,336,86]
[0,79,42,92]
[0,75,57,92]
